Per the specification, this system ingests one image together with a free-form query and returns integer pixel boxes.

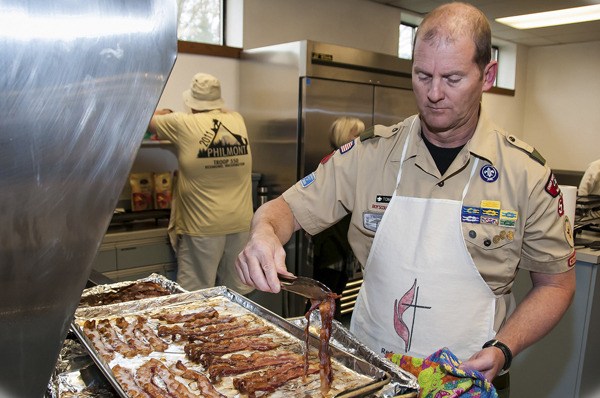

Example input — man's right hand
[235,197,299,293]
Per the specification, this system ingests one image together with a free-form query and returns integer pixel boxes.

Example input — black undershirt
[421,132,465,175]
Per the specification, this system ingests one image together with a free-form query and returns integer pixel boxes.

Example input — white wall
[156,53,240,112]
[152,1,600,175]
[520,41,600,171]
[242,0,402,56]
[483,44,529,136]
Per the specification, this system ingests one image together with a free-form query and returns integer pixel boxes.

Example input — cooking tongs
[278,273,332,301]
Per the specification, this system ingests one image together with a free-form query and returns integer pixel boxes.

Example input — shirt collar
[397,107,499,165]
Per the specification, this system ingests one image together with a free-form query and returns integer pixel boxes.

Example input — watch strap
[482,339,512,371]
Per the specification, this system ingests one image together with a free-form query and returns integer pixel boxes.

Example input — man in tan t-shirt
[150,73,253,294]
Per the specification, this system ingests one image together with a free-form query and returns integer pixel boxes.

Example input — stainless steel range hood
[0,1,177,396]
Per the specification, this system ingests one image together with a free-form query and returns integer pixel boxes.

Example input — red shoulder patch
[320,151,334,165]
[545,173,561,198]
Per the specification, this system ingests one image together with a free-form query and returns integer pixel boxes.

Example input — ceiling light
[496,4,600,29]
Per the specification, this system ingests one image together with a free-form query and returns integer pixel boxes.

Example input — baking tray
[72,286,397,397]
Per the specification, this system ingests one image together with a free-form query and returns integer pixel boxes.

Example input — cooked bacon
[306,293,340,395]
[135,316,168,352]
[158,318,248,342]
[136,359,197,398]
[97,319,137,358]
[207,351,303,382]
[194,325,271,344]
[134,359,165,398]
[172,361,226,398]
[115,317,153,356]
[154,308,218,324]
[185,337,280,363]
[80,281,172,307]
[112,365,151,398]
[233,361,320,398]
[183,315,234,328]
[82,319,115,361]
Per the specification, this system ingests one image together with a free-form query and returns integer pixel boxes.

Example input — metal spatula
[277,273,332,301]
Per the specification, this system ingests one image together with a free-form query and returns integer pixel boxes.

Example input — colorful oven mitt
[386,347,498,398]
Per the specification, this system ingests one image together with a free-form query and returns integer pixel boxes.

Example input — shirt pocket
[462,223,515,251]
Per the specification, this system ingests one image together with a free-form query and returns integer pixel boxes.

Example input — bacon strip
[185,336,279,362]
[97,319,137,358]
[82,319,115,362]
[136,359,197,398]
[154,308,218,323]
[172,361,226,398]
[207,351,303,382]
[305,293,340,395]
[233,361,320,398]
[135,316,168,352]
[112,365,151,398]
[158,318,248,341]
[115,317,153,356]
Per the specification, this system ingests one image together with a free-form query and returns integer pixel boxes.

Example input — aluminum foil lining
[71,286,400,397]
[48,274,188,397]
[290,313,420,397]
[78,273,186,308]
[46,336,118,398]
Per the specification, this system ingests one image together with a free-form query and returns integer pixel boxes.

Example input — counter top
[102,219,169,244]
[575,231,600,265]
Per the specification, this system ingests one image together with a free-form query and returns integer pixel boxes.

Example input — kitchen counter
[103,219,170,244]
[511,229,600,398]
[92,217,176,282]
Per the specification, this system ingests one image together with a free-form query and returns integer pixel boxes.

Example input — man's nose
[427,78,444,102]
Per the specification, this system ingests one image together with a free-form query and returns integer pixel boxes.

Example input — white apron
[350,129,496,361]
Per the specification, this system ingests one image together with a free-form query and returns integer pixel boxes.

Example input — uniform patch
[300,172,316,188]
[480,200,500,225]
[568,251,576,267]
[320,151,334,164]
[558,194,564,217]
[339,140,355,154]
[545,173,560,198]
[565,216,574,247]
[376,195,392,203]
[461,206,481,223]
[499,210,518,228]
[480,165,499,183]
[363,212,383,232]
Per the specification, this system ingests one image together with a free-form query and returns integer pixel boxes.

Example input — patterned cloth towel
[386,348,498,398]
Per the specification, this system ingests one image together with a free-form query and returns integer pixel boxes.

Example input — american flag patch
[339,140,355,154]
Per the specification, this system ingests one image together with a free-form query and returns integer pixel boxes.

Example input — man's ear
[482,61,498,91]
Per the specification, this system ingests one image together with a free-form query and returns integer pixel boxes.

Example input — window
[177,0,223,45]
[398,23,417,60]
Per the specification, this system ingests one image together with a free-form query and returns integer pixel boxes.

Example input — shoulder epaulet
[506,134,546,166]
[359,124,402,142]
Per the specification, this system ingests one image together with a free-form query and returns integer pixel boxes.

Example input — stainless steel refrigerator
[240,40,417,317]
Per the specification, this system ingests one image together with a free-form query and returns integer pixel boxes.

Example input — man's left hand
[459,347,504,381]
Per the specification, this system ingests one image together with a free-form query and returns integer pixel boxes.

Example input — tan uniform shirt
[284,110,575,329]
[153,110,253,236]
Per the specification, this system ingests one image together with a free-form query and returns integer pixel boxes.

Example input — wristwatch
[482,339,513,371]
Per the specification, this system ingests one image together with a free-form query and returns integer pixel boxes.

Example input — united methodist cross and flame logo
[197,119,249,158]
[393,279,431,352]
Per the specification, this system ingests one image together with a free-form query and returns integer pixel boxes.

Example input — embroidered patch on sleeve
[568,251,576,267]
[300,172,316,188]
[545,173,560,198]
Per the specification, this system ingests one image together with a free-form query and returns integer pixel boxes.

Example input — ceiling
[367,0,600,46]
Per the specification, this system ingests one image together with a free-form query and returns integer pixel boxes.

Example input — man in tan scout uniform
[235,2,575,394]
